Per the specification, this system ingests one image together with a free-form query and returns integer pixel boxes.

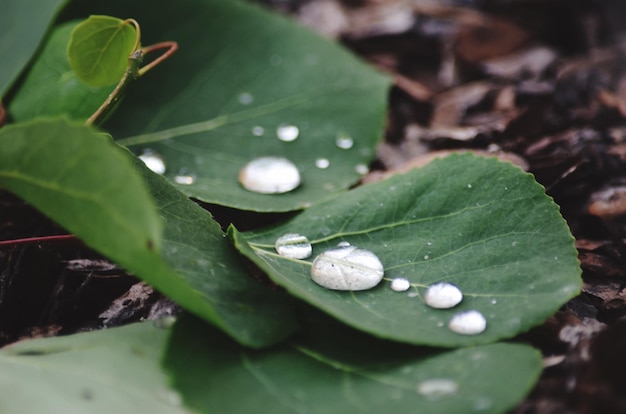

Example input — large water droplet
[315,158,330,169]
[238,92,254,105]
[335,133,354,149]
[276,124,299,142]
[311,246,384,291]
[239,157,301,194]
[390,277,411,292]
[138,149,166,175]
[424,282,463,309]
[416,379,459,399]
[174,168,196,185]
[275,233,312,259]
[448,310,487,335]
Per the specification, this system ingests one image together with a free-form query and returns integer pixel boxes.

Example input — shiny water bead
[276,124,299,142]
[239,157,301,194]
[448,310,487,335]
[337,241,350,247]
[311,246,384,291]
[424,282,463,309]
[335,133,354,149]
[138,150,166,175]
[390,277,411,292]
[274,233,312,259]
[416,379,459,399]
[174,169,196,185]
[315,158,330,169]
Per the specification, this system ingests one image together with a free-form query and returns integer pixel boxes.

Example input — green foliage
[0,0,582,412]
[67,15,138,87]
[231,154,581,347]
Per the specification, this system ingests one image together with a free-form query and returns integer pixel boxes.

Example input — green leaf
[231,154,582,347]
[96,0,390,212]
[0,322,190,414]
[0,0,68,98]
[8,21,115,122]
[164,314,543,414]
[0,118,297,347]
[67,15,137,87]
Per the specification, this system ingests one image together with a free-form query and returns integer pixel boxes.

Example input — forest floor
[2,1,626,413]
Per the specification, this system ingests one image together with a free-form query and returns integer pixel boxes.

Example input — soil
[2,1,626,413]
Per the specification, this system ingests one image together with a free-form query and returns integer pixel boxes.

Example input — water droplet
[472,396,493,411]
[448,310,487,335]
[423,255,430,260]
[467,183,472,188]
[315,158,330,169]
[335,133,354,149]
[252,126,265,136]
[311,246,384,291]
[390,278,411,292]
[408,291,419,298]
[238,92,254,105]
[426,241,433,246]
[174,168,196,185]
[276,124,299,142]
[274,233,312,259]
[511,241,517,247]
[239,157,300,194]
[138,149,166,175]
[355,164,369,175]
[337,241,351,247]
[424,282,463,309]
[491,298,498,305]
[416,379,458,399]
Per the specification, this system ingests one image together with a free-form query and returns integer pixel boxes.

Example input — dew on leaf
[276,124,299,142]
[238,92,254,105]
[337,241,350,247]
[239,156,301,194]
[390,277,411,292]
[138,149,166,175]
[491,298,498,305]
[252,126,265,136]
[174,169,196,185]
[355,164,369,175]
[424,282,463,309]
[315,158,330,169]
[274,233,312,259]
[416,378,459,399]
[448,310,487,335]
[335,133,354,149]
[310,245,384,291]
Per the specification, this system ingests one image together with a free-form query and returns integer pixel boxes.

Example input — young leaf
[0,0,68,97]
[0,118,296,347]
[94,0,390,212]
[0,322,190,414]
[231,154,582,347]
[8,21,115,122]
[164,314,543,414]
[67,15,137,87]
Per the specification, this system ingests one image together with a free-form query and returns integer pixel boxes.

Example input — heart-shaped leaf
[0,322,190,414]
[67,15,137,87]
[164,314,542,414]
[8,21,115,123]
[0,0,68,97]
[91,0,390,212]
[0,118,296,348]
[231,154,582,347]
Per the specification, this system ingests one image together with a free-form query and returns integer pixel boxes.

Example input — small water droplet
[437,321,445,327]
[467,183,472,188]
[138,149,166,175]
[355,164,369,175]
[408,291,419,298]
[448,310,487,335]
[315,158,330,169]
[275,233,312,259]
[174,169,196,185]
[424,282,463,309]
[337,241,351,247]
[426,241,433,246]
[335,133,354,149]
[276,124,299,142]
[491,298,498,305]
[554,256,559,260]
[416,379,458,399]
[511,241,517,247]
[311,246,384,291]
[238,92,254,105]
[423,255,430,260]
[239,157,301,194]
[390,278,411,292]
[252,126,265,136]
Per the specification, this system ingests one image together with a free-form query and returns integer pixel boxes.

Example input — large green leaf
[164,314,542,414]
[8,21,114,123]
[0,322,190,414]
[231,154,582,347]
[67,15,137,87]
[0,0,68,98]
[0,118,296,347]
[88,0,390,212]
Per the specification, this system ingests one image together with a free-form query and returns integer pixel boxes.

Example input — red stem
[138,41,178,76]
[0,234,76,248]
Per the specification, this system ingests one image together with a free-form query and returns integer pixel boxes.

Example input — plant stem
[0,234,76,248]
[138,41,178,77]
